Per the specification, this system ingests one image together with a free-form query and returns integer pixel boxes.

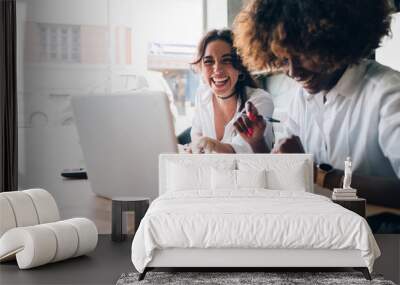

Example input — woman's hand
[234,102,269,153]
[182,144,193,153]
[193,136,219,153]
[272,135,305,153]
[191,136,235,153]
[234,102,266,142]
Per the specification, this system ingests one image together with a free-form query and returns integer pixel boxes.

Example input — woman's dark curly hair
[192,29,258,111]
[233,0,393,73]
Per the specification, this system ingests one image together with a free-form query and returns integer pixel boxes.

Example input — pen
[264,117,281,123]
[240,110,281,123]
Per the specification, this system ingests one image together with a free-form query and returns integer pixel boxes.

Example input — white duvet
[131,190,380,273]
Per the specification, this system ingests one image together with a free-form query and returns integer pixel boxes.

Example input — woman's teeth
[212,77,229,87]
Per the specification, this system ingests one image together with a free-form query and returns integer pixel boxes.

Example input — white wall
[125,0,203,73]
[376,13,400,71]
[24,0,108,26]
[206,0,228,30]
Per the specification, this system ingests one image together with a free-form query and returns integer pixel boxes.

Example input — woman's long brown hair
[192,29,258,111]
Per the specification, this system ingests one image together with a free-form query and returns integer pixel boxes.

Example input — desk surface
[366,204,400,216]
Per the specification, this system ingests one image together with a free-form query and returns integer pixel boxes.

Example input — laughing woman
[190,29,274,153]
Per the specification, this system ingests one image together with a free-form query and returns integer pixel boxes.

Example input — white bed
[131,154,380,280]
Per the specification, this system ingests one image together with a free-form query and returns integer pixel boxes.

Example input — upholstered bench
[0,188,98,269]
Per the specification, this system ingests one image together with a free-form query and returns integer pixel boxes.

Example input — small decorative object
[343,157,352,189]
[332,157,358,200]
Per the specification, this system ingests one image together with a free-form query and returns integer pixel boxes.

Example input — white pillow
[238,159,308,191]
[167,159,236,191]
[211,168,236,190]
[211,168,267,190]
[167,162,210,191]
[236,169,267,189]
[266,162,307,191]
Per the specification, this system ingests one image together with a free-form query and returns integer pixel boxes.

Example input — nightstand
[111,197,150,242]
[332,198,366,218]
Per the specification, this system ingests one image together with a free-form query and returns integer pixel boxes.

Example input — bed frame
[149,248,366,268]
[138,154,372,281]
[140,248,370,280]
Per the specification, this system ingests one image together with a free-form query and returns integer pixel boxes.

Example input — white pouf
[0,189,98,269]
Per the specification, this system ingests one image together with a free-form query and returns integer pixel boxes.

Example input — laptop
[71,91,178,200]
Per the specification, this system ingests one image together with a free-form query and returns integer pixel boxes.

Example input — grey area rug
[116,272,396,285]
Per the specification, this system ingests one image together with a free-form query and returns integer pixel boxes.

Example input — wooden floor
[53,178,113,234]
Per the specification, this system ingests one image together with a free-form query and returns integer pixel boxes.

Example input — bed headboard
[159,154,314,195]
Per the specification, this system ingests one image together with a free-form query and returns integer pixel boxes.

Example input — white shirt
[191,87,275,153]
[285,60,400,178]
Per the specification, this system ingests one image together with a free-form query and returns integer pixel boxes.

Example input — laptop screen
[71,91,178,200]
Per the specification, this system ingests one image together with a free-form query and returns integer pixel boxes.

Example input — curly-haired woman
[189,29,274,153]
[233,0,400,207]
